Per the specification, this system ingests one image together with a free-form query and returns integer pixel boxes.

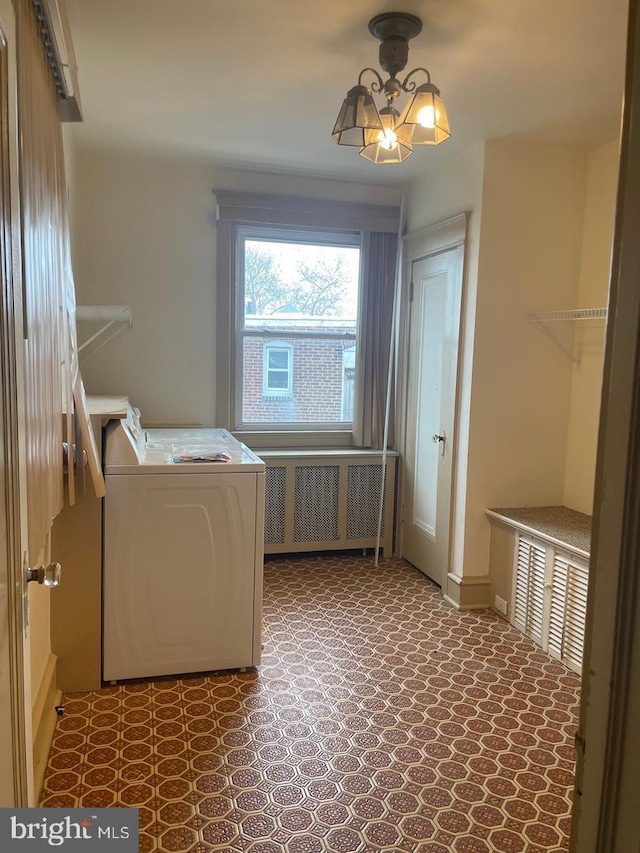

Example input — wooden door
[0,0,32,805]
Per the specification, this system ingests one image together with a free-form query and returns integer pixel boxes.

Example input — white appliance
[102,408,265,681]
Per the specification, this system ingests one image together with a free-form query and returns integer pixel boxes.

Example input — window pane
[242,335,355,424]
[240,235,360,427]
[267,371,289,390]
[268,350,289,370]
[243,239,359,335]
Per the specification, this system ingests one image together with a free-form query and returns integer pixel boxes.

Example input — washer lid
[105,425,264,474]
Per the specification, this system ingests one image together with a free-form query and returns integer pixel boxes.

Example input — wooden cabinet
[513,533,589,673]
[487,506,591,675]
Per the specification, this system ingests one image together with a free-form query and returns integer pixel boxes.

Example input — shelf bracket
[527,307,607,366]
[76,305,132,359]
[529,318,581,365]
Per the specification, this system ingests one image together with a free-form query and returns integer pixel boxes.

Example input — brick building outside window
[243,313,357,424]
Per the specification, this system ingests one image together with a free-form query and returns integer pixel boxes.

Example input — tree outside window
[239,230,360,428]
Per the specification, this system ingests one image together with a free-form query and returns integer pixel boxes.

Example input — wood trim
[29,0,81,120]
[258,448,400,460]
[397,216,468,583]
[31,652,60,802]
[215,219,234,430]
[0,0,31,806]
[444,572,491,610]
[571,0,640,849]
[17,0,66,560]
[403,213,469,262]
[234,430,356,450]
[214,190,400,233]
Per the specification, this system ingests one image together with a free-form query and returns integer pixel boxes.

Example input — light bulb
[417,105,436,128]
[378,127,397,150]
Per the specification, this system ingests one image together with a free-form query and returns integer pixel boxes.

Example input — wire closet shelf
[528,307,608,364]
[528,307,608,323]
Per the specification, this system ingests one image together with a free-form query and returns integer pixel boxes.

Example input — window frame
[230,223,362,445]
[214,191,401,450]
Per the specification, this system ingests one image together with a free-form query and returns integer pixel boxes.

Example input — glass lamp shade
[397,82,450,145]
[332,85,384,146]
[360,105,413,164]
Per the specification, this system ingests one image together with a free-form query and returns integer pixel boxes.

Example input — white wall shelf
[528,307,607,363]
[76,305,132,359]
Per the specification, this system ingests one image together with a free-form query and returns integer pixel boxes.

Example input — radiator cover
[511,532,588,674]
[259,450,397,555]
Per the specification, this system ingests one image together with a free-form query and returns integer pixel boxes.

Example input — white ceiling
[65,0,629,186]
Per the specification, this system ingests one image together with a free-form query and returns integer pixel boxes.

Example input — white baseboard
[443,592,491,611]
[444,572,491,610]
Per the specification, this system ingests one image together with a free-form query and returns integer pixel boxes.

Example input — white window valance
[214,190,400,234]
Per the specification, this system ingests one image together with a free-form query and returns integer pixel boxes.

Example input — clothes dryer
[102,411,265,681]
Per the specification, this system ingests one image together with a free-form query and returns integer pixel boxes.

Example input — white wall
[563,141,620,513]
[406,140,590,589]
[72,147,218,425]
[462,141,588,577]
[70,144,402,425]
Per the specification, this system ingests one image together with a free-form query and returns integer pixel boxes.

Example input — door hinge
[409,280,414,302]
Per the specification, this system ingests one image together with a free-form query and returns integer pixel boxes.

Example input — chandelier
[332,12,450,164]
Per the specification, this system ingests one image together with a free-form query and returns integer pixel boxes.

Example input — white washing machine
[102,408,265,681]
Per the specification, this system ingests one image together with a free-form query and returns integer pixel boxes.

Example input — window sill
[232,429,359,451]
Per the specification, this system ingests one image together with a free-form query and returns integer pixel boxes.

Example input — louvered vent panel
[293,465,340,543]
[264,466,287,544]
[548,555,567,662]
[513,535,546,644]
[564,564,588,672]
[347,464,384,540]
[548,553,588,674]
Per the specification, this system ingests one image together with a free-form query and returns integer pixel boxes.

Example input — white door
[402,242,464,586]
[0,0,32,806]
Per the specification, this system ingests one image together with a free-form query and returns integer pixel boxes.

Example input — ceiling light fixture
[332,12,450,164]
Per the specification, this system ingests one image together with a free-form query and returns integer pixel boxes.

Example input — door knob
[26,562,62,587]
[432,432,446,459]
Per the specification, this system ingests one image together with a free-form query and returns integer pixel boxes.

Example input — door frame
[396,213,468,573]
[0,0,32,807]
[571,0,640,848]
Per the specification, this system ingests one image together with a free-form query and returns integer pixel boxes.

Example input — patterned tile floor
[41,555,580,852]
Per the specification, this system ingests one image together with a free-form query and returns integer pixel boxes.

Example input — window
[237,226,361,431]
[263,343,293,396]
[215,191,400,448]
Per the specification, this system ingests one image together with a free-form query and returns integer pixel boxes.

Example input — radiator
[258,450,398,556]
